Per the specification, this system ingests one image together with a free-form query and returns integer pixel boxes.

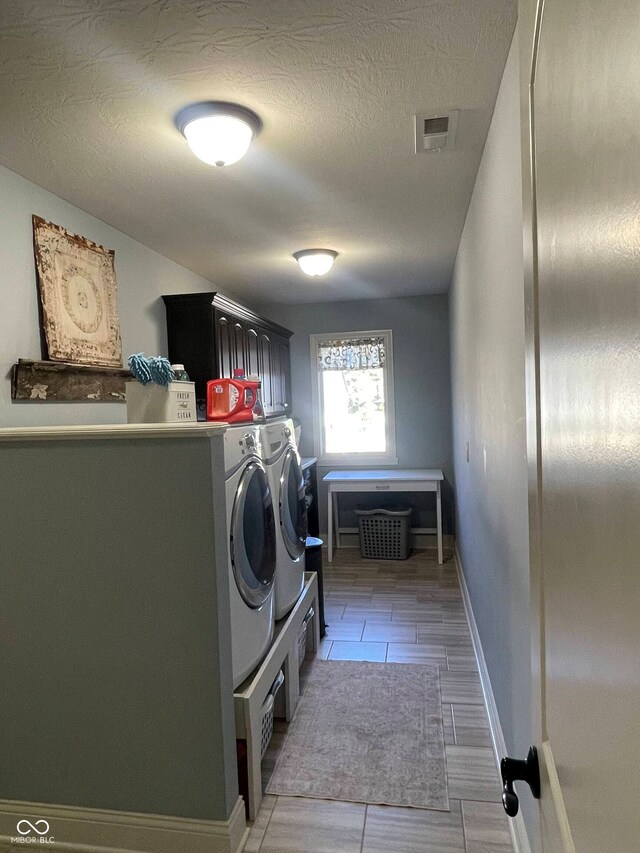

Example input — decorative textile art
[318,336,386,371]
[32,215,122,367]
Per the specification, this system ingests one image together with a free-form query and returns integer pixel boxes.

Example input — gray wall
[449,26,533,815]
[261,295,453,534]
[0,164,217,428]
[0,433,238,822]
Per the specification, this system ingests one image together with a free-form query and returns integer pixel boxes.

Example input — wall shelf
[11,359,131,402]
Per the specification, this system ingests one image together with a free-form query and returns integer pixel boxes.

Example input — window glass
[311,330,396,465]
[322,369,386,454]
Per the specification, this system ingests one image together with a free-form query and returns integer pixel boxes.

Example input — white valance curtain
[318,336,386,371]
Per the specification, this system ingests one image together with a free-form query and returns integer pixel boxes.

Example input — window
[310,330,397,466]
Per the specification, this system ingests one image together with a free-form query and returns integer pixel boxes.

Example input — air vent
[424,116,449,135]
[415,110,459,153]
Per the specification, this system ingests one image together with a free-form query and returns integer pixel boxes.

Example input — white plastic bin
[297,606,315,668]
[260,670,285,758]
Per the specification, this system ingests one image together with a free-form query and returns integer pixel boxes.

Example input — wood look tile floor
[245,549,514,853]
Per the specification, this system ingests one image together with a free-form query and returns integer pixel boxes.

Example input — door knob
[500,746,541,817]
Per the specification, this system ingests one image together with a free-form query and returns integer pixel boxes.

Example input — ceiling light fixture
[293,249,338,277]
[175,101,262,167]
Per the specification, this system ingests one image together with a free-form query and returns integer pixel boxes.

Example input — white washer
[224,424,277,689]
[260,418,307,620]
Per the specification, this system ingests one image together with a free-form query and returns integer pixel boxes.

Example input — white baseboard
[0,795,248,853]
[454,544,532,853]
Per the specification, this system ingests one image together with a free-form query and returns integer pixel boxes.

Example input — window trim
[310,329,398,467]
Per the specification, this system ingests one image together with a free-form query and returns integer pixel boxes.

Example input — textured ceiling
[0,0,516,304]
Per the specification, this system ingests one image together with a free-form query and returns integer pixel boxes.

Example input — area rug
[266,660,449,810]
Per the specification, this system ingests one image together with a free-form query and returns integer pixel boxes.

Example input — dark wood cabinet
[162,292,293,419]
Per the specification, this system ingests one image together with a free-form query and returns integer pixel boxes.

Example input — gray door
[521,0,640,849]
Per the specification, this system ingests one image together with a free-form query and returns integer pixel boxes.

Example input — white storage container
[125,381,197,424]
[298,606,315,668]
[260,670,285,758]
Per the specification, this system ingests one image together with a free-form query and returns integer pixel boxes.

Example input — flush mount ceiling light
[293,249,339,277]
[175,101,262,167]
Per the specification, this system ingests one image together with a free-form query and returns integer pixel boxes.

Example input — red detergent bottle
[206,369,263,423]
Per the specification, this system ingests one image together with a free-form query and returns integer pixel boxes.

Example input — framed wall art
[32,215,123,367]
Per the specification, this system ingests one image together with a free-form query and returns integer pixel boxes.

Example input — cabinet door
[246,327,260,377]
[258,332,273,413]
[216,313,250,378]
[216,314,233,379]
[271,333,291,416]
[231,321,247,376]
[271,336,284,414]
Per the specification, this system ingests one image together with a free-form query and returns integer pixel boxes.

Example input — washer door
[231,460,277,608]
[279,447,307,560]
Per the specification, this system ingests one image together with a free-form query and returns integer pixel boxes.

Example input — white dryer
[224,424,277,689]
[260,418,307,620]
